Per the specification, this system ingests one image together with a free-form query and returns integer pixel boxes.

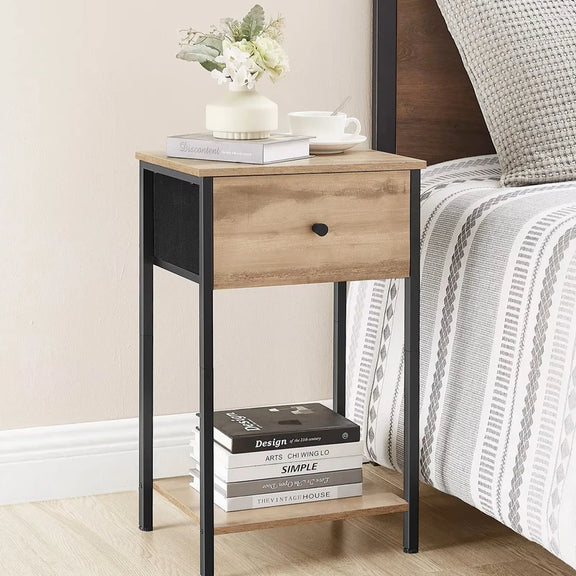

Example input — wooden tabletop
[135,149,426,178]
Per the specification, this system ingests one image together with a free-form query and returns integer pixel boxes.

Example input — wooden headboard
[372,0,495,164]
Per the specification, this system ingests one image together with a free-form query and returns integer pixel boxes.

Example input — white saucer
[309,134,367,155]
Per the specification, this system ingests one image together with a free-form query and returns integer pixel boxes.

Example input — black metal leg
[199,178,215,576]
[403,169,421,553]
[333,282,347,416]
[139,166,154,532]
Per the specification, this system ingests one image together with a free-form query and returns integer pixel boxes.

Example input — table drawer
[212,171,410,289]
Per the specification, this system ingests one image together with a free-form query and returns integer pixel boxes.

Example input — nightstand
[136,149,425,576]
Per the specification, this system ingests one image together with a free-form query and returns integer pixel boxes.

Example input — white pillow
[436,0,576,186]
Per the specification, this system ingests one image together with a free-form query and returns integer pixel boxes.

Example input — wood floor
[1,467,574,576]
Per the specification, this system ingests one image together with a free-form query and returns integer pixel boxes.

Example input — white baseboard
[0,400,333,505]
[0,414,194,505]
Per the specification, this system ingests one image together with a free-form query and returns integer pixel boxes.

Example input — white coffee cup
[288,111,362,140]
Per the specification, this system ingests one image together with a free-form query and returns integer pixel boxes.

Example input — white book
[167,133,311,165]
[189,454,363,483]
[190,431,363,469]
[189,479,363,512]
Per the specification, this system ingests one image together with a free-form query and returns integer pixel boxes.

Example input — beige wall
[0,0,372,431]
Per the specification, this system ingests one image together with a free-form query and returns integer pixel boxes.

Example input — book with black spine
[166,132,311,164]
[189,466,362,498]
[205,403,360,454]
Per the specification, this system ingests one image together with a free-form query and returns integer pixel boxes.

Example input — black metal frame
[139,165,154,532]
[404,170,420,553]
[138,166,420,572]
[139,164,218,567]
[333,282,347,416]
[372,0,398,154]
[198,177,215,576]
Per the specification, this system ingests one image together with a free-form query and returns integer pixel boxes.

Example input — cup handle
[344,117,361,137]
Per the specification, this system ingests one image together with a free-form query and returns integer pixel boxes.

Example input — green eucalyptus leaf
[195,44,220,58]
[200,60,224,72]
[240,4,265,40]
[176,49,208,63]
[176,44,219,63]
[199,35,223,54]
[176,45,224,72]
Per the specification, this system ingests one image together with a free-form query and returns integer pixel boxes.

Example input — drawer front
[212,171,410,289]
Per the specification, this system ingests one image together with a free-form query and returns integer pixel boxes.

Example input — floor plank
[0,470,573,576]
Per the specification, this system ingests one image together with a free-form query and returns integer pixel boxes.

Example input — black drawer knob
[312,223,329,237]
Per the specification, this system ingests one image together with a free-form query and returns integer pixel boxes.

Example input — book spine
[191,454,363,483]
[197,468,363,498]
[166,138,261,164]
[217,483,363,512]
[189,436,363,468]
[229,427,361,454]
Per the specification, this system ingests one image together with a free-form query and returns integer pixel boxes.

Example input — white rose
[253,36,290,82]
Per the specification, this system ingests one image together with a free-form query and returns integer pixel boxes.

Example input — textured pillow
[435,0,576,186]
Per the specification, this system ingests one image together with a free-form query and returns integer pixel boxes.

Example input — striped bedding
[347,155,576,568]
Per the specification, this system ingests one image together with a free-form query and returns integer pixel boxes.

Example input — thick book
[201,403,360,454]
[189,466,362,498]
[190,454,363,483]
[166,133,311,164]
[189,431,363,469]
[189,480,363,512]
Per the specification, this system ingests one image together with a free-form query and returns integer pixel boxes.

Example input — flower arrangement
[177,5,289,90]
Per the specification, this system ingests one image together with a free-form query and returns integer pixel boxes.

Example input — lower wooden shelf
[154,464,408,535]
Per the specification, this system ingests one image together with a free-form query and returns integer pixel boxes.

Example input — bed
[352,0,576,569]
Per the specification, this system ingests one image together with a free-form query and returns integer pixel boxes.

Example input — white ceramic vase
[205,85,278,140]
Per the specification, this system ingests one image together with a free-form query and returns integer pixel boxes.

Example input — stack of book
[189,403,363,512]
[167,133,311,165]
